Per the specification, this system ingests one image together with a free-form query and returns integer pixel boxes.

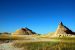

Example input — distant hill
[0,32,11,35]
[12,27,37,35]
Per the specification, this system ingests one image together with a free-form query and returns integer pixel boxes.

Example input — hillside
[12,27,37,35]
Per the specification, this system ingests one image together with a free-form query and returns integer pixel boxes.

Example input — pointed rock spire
[53,22,74,37]
[59,22,63,26]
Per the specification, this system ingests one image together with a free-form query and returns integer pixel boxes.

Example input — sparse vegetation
[12,41,58,50]
[12,40,75,50]
[0,35,75,50]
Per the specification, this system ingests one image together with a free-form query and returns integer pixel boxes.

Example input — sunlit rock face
[53,22,74,37]
[12,27,36,35]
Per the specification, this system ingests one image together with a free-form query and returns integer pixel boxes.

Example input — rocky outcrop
[53,22,75,37]
[12,27,36,35]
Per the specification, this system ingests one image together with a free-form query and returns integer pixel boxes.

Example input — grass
[12,41,58,50]
[0,35,38,40]
[1,35,75,50]
[51,41,75,50]
[12,38,75,50]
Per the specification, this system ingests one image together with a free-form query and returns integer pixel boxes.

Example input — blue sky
[0,0,75,34]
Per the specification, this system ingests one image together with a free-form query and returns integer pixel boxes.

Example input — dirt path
[0,43,23,50]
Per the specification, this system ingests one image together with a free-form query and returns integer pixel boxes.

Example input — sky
[0,0,75,34]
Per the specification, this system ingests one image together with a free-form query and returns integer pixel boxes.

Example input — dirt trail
[0,43,22,50]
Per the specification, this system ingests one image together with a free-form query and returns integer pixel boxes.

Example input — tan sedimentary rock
[53,22,74,37]
[12,27,36,35]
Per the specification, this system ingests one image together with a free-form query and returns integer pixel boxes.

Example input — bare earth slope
[0,43,23,50]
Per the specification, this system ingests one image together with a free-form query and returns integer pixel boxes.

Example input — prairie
[0,35,75,50]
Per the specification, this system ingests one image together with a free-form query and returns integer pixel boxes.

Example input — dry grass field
[0,35,75,50]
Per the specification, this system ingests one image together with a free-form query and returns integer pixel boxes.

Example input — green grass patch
[12,41,58,50]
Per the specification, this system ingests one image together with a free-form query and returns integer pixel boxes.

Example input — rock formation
[12,27,36,35]
[53,22,75,37]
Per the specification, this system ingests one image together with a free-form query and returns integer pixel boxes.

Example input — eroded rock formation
[53,22,75,37]
[12,27,36,35]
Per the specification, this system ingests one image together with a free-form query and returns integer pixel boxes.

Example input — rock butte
[12,27,36,35]
[53,22,75,37]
